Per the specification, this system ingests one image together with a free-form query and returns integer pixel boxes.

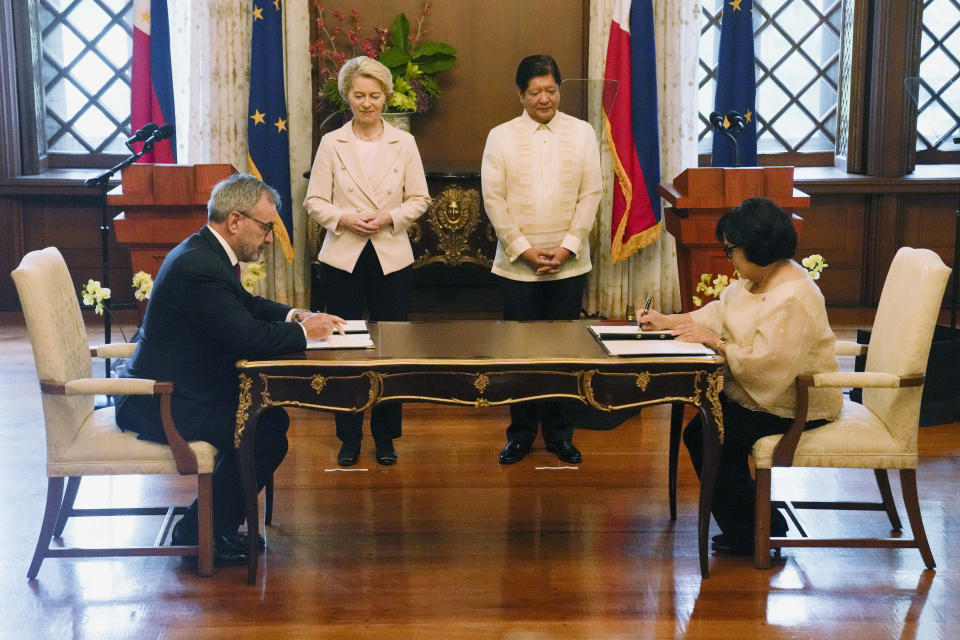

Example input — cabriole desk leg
[697,403,722,578]
[236,375,265,585]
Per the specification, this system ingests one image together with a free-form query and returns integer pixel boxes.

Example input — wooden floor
[1,309,958,639]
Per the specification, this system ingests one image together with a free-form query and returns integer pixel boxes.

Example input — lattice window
[915,0,960,152]
[698,0,842,157]
[39,0,133,155]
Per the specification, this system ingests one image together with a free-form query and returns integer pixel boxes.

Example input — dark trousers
[176,407,289,539]
[321,241,411,445]
[500,274,586,445]
[683,393,826,542]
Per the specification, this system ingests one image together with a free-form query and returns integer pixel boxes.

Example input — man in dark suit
[116,174,343,565]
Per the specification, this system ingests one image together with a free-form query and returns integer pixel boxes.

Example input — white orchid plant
[692,254,828,307]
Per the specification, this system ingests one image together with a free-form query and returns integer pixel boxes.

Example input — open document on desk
[589,326,716,357]
[306,333,374,349]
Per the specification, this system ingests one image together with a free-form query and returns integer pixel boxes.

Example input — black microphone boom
[142,123,176,146]
[126,122,157,145]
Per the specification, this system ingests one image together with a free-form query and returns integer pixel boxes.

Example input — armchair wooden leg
[53,476,81,537]
[264,473,274,527]
[668,403,684,521]
[874,469,902,530]
[754,469,772,569]
[27,477,65,579]
[197,473,214,577]
[900,469,936,569]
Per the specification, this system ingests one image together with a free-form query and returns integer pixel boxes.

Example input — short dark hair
[515,54,562,92]
[715,197,797,266]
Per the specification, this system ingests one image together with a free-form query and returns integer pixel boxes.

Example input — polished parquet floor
[0,309,958,639]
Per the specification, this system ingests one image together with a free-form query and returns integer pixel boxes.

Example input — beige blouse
[690,275,843,420]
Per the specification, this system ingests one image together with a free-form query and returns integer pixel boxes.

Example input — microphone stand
[709,111,742,167]
[82,140,156,379]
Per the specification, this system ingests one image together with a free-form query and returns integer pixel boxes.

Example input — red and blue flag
[603,0,662,263]
[131,0,176,163]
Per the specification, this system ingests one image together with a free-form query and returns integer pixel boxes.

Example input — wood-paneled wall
[310,0,587,168]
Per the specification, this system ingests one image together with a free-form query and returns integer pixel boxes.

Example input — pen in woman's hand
[638,296,652,330]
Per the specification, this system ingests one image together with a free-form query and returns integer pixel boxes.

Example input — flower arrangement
[241,261,267,293]
[80,271,154,340]
[310,1,456,124]
[692,254,828,307]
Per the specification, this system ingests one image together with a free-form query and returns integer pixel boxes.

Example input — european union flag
[712,0,757,167]
[248,0,293,262]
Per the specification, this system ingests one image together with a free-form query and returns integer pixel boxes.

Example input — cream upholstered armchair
[12,247,217,577]
[752,247,950,569]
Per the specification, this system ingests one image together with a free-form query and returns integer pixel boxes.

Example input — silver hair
[207,174,280,223]
[338,56,393,101]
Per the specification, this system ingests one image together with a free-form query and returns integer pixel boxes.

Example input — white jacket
[304,120,430,274]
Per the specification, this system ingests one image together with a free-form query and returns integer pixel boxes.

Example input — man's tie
[233,263,241,280]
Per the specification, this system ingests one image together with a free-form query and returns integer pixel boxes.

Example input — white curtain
[585,0,701,317]
[167,1,312,307]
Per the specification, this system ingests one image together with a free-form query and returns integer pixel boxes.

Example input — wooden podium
[109,163,237,277]
[659,166,810,312]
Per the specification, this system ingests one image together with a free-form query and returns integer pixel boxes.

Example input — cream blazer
[304,120,430,275]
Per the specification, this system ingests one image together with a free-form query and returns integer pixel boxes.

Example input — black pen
[638,296,652,331]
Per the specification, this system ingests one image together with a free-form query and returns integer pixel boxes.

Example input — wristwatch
[714,336,727,352]
[293,310,304,323]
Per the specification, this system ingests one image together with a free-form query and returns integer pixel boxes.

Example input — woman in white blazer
[304,56,430,467]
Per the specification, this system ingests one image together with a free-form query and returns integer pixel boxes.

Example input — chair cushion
[48,405,217,477]
[752,399,916,470]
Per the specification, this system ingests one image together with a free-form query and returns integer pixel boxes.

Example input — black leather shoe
[337,442,360,466]
[498,440,531,465]
[375,440,397,466]
[229,531,267,550]
[711,536,753,556]
[173,530,250,566]
[545,439,582,464]
[211,534,249,566]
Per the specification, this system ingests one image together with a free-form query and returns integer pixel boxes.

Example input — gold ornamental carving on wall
[411,186,492,268]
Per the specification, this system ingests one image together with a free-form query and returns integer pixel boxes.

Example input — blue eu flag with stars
[248,0,293,262]
[712,0,757,167]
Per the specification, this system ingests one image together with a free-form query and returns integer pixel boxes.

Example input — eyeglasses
[236,210,274,236]
[722,244,738,259]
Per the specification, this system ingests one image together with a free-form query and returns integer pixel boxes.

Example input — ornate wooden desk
[234,320,725,583]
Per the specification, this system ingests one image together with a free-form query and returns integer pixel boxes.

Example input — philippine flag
[603,0,662,263]
[131,0,176,163]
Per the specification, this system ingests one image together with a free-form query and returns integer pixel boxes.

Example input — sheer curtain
[585,0,701,317]
[167,1,312,307]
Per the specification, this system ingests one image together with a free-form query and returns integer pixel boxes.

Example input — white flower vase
[382,112,412,132]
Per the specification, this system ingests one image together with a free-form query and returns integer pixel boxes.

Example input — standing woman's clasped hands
[338,210,392,237]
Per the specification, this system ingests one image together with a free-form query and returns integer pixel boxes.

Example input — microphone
[726,111,746,136]
[126,123,158,145]
[709,111,724,128]
[140,123,176,149]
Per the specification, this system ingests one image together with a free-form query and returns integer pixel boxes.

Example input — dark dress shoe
[711,536,753,556]
[375,440,397,465]
[545,439,582,464]
[211,535,249,566]
[498,440,532,465]
[173,531,249,566]
[229,531,267,549]
[337,442,360,466]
